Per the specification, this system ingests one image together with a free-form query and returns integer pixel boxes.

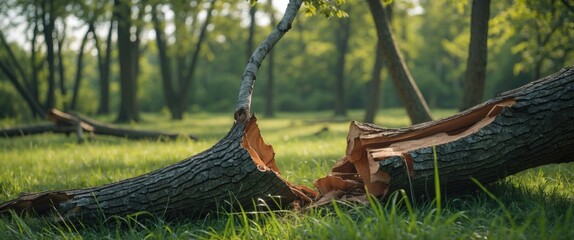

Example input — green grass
[1,109,573,239]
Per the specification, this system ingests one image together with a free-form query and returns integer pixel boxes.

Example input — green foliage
[490,0,574,77]
[0,111,572,239]
[0,0,572,119]
[303,0,349,18]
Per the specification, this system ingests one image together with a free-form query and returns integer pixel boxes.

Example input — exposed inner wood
[370,99,516,160]
[315,98,517,202]
[242,118,318,204]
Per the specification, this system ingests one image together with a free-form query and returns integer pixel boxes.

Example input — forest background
[0,0,572,122]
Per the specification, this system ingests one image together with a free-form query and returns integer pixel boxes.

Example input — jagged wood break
[314,66,574,203]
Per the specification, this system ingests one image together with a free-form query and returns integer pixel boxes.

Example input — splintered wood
[242,118,318,205]
[313,98,517,204]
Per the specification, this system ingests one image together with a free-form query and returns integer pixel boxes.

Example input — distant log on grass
[0,109,198,141]
[314,66,574,203]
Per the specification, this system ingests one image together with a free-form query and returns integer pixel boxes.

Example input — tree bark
[364,38,385,123]
[0,117,302,223]
[236,0,303,122]
[333,16,351,117]
[56,23,67,109]
[115,0,140,123]
[97,21,113,114]
[367,0,432,124]
[315,66,574,202]
[459,0,490,111]
[41,1,57,111]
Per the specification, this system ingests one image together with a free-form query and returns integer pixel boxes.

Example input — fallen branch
[0,109,198,141]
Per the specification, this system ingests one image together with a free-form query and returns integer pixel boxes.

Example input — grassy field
[0,109,573,239]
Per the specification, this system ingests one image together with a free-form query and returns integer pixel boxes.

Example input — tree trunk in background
[115,0,139,122]
[56,24,67,109]
[97,22,113,115]
[70,25,94,111]
[176,1,216,120]
[265,0,277,117]
[364,41,384,123]
[41,1,57,111]
[459,0,490,111]
[334,16,351,117]
[364,4,393,124]
[152,5,177,118]
[30,7,41,112]
[367,0,432,124]
[152,1,215,120]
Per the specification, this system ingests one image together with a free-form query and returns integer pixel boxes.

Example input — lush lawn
[0,109,573,239]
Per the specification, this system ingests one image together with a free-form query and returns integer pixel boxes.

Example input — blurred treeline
[0,0,572,121]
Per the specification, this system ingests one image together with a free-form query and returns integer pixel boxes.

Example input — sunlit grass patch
[0,109,572,239]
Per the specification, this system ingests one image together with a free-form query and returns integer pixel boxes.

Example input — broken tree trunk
[315,66,574,202]
[0,118,313,222]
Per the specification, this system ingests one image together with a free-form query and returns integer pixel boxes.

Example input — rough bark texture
[315,66,574,202]
[460,0,490,111]
[334,16,351,117]
[0,118,301,223]
[115,0,140,122]
[364,39,385,123]
[367,0,432,124]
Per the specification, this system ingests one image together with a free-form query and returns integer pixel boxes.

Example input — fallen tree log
[0,109,198,141]
[0,118,313,222]
[68,110,199,141]
[314,66,574,203]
